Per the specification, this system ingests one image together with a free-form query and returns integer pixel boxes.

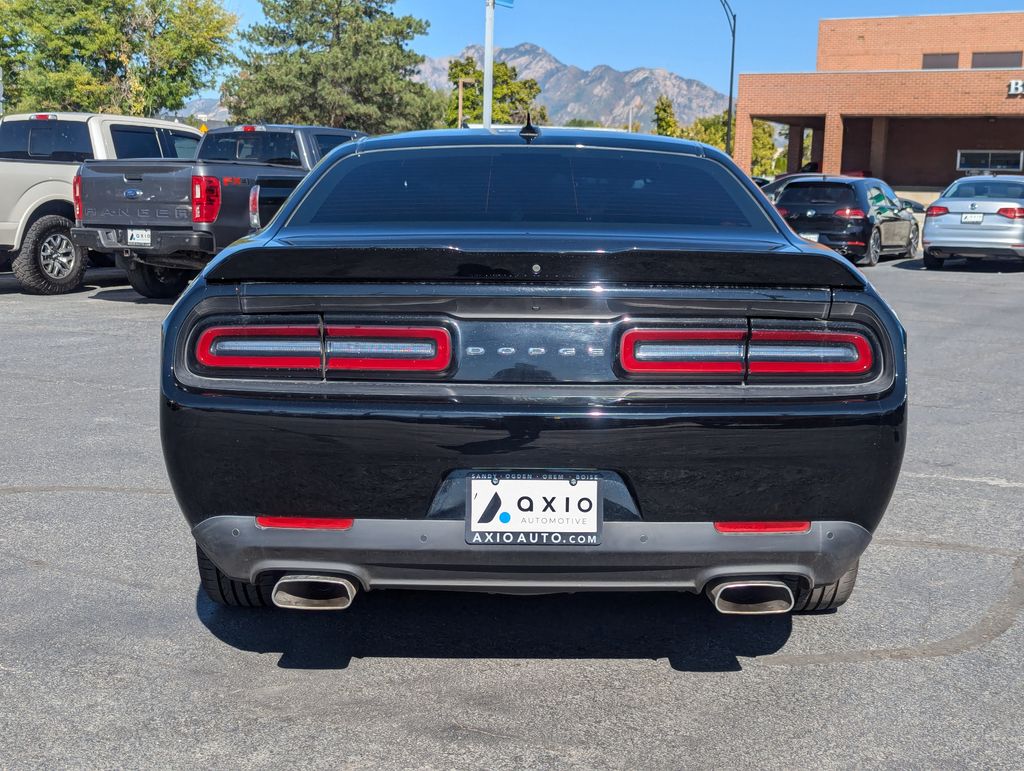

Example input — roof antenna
[519,113,541,144]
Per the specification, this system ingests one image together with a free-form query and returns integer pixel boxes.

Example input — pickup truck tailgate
[79,161,193,227]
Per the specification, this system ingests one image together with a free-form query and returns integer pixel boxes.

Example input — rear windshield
[198,131,302,166]
[946,180,1024,200]
[776,182,857,207]
[287,146,773,233]
[0,119,93,162]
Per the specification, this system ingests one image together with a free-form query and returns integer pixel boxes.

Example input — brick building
[734,11,1024,189]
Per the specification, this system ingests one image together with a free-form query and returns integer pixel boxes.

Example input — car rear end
[774,180,872,260]
[161,131,907,615]
[923,176,1024,261]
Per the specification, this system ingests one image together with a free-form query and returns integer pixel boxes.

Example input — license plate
[127,228,151,246]
[961,213,984,224]
[798,232,820,242]
[466,472,601,546]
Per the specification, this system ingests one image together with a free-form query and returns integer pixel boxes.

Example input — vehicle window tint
[289,147,773,233]
[776,183,856,207]
[110,126,162,158]
[948,181,1024,200]
[198,131,302,165]
[0,120,93,162]
[163,130,200,159]
[315,134,353,157]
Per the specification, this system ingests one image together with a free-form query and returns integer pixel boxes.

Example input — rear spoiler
[206,246,866,289]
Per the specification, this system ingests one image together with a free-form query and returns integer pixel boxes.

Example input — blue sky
[221,1,1022,93]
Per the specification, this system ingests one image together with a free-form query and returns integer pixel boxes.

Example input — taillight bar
[834,207,866,219]
[192,175,221,223]
[996,207,1024,220]
[256,516,354,530]
[748,330,873,375]
[72,174,83,221]
[195,325,322,370]
[925,205,949,218]
[620,328,746,375]
[714,521,811,534]
[325,326,451,372]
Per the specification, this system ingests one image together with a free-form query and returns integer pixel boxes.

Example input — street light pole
[483,0,495,128]
[720,0,737,156]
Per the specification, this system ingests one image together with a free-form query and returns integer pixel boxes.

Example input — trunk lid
[79,160,194,228]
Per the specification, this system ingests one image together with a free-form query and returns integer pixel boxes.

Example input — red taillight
[996,207,1024,219]
[195,325,321,370]
[32,113,56,120]
[241,125,257,132]
[249,184,261,229]
[925,205,949,218]
[775,206,790,217]
[72,174,83,221]
[325,326,451,372]
[748,329,873,376]
[714,521,811,534]
[619,328,746,375]
[834,207,866,219]
[191,175,221,223]
[256,516,354,530]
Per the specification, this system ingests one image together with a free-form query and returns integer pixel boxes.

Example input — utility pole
[483,0,495,128]
[720,0,737,156]
[457,78,476,127]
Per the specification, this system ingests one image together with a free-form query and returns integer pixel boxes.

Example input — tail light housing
[191,175,221,223]
[996,207,1024,220]
[925,205,949,218]
[72,174,83,221]
[747,328,874,377]
[834,207,866,219]
[619,328,746,377]
[325,326,451,373]
[195,325,322,371]
[249,184,261,229]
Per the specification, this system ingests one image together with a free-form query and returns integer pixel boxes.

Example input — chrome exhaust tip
[271,575,358,611]
[706,579,795,615]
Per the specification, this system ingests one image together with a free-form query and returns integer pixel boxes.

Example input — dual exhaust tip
[270,574,795,615]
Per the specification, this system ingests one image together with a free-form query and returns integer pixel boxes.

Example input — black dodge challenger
[161,127,907,615]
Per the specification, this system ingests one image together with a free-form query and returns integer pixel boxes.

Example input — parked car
[0,112,201,294]
[72,124,364,298]
[922,175,1024,269]
[162,128,907,616]
[773,176,919,266]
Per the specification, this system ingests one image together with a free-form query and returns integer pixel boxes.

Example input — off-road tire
[125,262,192,299]
[923,251,945,270]
[196,544,274,608]
[793,561,859,612]
[11,214,88,294]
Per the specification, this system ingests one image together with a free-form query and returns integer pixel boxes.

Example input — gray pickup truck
[72,124,363,297]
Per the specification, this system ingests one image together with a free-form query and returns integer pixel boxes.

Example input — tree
[0,0,235,115]
[223,0,439,133]
[653,95,680,137]
[564,118,603,128]
[444,57,547,127]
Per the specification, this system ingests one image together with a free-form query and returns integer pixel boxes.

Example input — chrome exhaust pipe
[706,579,795,615]
[271,574,358,611]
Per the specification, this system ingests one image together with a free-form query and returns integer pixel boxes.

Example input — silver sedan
[922,175,1024,269]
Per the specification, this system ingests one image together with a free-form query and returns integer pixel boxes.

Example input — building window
[922,53,958,69]
[956,150,1024,172]
[971,51,1023,69]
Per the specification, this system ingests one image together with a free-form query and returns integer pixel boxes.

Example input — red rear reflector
[748,329,873,376]
[256,516,354,530]
[191,175,221,223]
[195,325,321,370]
[72,174,83,221]
[834,207,866,219]
[925,205,949,218]
[845,240,866,247]
[619,328,746,374]
[714,521,811,534]
[325,326,451,372]
[996,207,1024,220]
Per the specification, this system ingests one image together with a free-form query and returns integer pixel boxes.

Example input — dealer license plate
[466,471,602,546]
[127,228,151,246]
[961,213,984,224]
[798,232,820,242]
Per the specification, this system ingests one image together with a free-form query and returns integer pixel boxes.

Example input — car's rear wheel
[196,544,274,608]
[923,251,945,270]
[903,224,919,257]
[125,262,192,299]
[861,229,881,267]
[793,561,859,612]
[11,214,88,294]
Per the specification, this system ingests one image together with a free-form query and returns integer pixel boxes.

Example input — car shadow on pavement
[196,588,793,672]
[0,268,128,295]
[893,257,1024,273]
[89,287,176,304]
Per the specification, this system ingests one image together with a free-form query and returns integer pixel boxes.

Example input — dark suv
[774,176,918,266]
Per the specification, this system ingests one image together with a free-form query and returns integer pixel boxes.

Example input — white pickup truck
[0,112,202,294]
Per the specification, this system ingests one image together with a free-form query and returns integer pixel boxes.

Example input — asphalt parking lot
[2,257,1023,769]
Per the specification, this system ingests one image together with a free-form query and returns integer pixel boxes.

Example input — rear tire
[11,214,88,294]
[860,229,881,267]
[196,544,274,608]
[903,224,919,258]
[793,561,859,612]
[923,251,945,270]
[125,262,192,299]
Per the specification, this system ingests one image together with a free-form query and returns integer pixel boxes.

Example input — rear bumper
[922,229,1024,258]
[71,226,215,258]
[194,516,871,593]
